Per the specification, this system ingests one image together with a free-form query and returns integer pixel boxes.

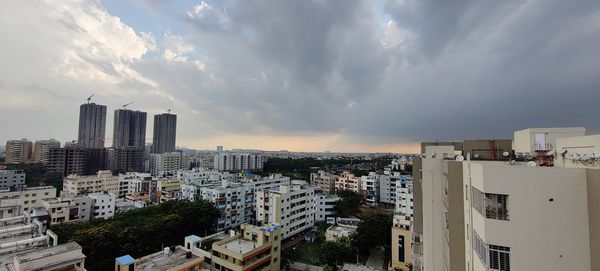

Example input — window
[489,245,510,271]
[472,187,509,220]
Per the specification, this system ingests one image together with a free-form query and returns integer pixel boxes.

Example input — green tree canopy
[351,213,393,257]
[334,190,362,217]
[51,200,219,271]
[319,241,356,267]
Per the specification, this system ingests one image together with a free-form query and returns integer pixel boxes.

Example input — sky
[1,0,600,153]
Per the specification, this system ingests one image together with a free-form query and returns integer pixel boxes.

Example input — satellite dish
[502,151,510,157]
[456,155,465,161]
[572,154,581,161]
[527,161,537,167]
[592,150,600,159]
[509,159,516,165]
[557,148,567,155]
[546,149,555,156]
[473,153,480,159]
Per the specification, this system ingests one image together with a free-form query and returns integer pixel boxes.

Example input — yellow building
[211,224,281,271]
[391,215,412,271]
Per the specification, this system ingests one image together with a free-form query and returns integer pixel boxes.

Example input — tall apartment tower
[5,138,33,164]
[112,109,147,148]
[151,113,177,154]
[78,103,107,148]
[33,139,61,164]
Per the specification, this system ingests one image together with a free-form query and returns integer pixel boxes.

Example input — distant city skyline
[1,1,599,153]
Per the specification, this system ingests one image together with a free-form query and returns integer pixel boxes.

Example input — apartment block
[310,170,336,193]
[47,144,88,176]
[150,152,183,175]
[0,186,57,215]
[414,129,600,271]
[5,139,33,164]
[314,190,340,222]
[394,176,413,222]
[361,172,379,206]
[379,173,400,205]
[89,192,116,219]
[334,172,361,193]
[32,139,60,164]
[6,242,86,271]
[0,170,26,190]
[391,215,412,271]
[213,153,264,172]
[256,181,315,239]
[63,170,119,196]
[38,194,93,225]
[211,224,281,271]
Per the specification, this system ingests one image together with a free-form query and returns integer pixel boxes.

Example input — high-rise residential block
[78,102,107,148]
[151,113,177,154]
[5,139,33,164]
[112,109,147,148]
[32,139,60,164]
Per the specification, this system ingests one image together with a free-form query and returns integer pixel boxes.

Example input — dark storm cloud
[2,0,600,150]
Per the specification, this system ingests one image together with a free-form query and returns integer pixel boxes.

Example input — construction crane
[86,94,95,104]
[123,101,134,109]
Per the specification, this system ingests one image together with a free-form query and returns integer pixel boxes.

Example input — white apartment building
[200,180,254,230]
[361,172,380,205]
[41,195,92,225]
[149,152,183,175]
[213,153,264,171]
[0,186,56,216]
[395,176,413,222]
[63,170,119,196]
[256,181,315,239]
[0,170,26,190]
[379,173,400,205]
[89,192,116,219]
[314,190,340,221]
[181,175,290,230]
[118,172,154,198]
[335,172,361,193]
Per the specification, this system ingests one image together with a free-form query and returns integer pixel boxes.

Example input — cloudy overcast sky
[1,0,599,153]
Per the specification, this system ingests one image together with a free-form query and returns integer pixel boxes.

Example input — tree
[51,200,219,271]
[351,214,393,257]
[334,190,362,217]
[319,241,355,267]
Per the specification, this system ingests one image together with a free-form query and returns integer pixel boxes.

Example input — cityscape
[1,1,600,271]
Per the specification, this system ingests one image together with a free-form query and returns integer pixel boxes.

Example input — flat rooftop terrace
[222,238,259,254]
[136,246,202,271]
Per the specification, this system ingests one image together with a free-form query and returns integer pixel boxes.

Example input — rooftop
[12,242,83,264]
[136,246,202,271]
[222,238,259,254]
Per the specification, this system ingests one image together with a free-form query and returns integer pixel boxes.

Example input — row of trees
[51,200,219,271]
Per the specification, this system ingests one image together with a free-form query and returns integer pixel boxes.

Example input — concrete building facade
[152,113,177,154]
[5,139,33,164]
[32,139,60,164]
[78,102,107,148]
